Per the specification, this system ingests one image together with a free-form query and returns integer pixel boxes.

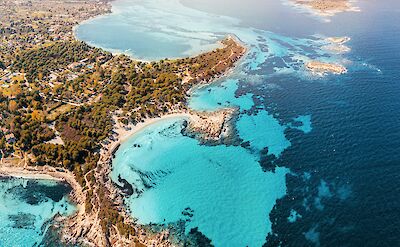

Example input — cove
[77,0,327,245]
[0,178,75,246]
[112,118,288,246]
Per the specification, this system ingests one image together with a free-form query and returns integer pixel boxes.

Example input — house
[67,62,85,70]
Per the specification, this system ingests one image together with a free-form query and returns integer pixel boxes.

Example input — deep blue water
[185,1,400,246]
[78,0,400,246]
[178,1,400,245]
[265,10,400,246]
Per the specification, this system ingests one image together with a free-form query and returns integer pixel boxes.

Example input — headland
[0,0,246,245]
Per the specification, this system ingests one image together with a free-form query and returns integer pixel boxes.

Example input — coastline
[0,0,363,245]
[0,0,247,245]
[186,34,249,97]
[117,112,192,145]
[72,0,245,62]
[0,165,86,214]
[111,108,237,154]
[1,0,190,182]
[0,35,246,246]
[0,167,64,181]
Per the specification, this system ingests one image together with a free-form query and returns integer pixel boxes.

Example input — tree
[31,110,45,121]
[8,100,18,112]
[9,84,21,97]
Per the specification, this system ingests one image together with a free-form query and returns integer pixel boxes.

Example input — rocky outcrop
[292,0,359,17]
[305,61,347,75]
[326,37,351,44]
[322,36,351,53]
[183,108,238,145]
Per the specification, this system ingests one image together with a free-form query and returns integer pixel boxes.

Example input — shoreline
[0,168,64,181]
[1,0,248,245]
[117,112,192,145]
[0,34,246,247]
[0,0,354,245]
[72,0,246,63]
[111,108,237,154]
[0,165,86,213]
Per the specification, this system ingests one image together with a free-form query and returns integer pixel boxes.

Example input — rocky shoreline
[182,108,240,146]
[54,108,241,246]
[0,26,246,247]
[0,0,248,245]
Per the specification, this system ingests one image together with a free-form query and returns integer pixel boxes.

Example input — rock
[305,61,347,75]
[183,108,238,145]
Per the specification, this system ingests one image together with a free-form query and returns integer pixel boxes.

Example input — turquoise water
[290,115,312,134]
[75,0,400,245]
[75,0,228,60]
[76,0,341,70]
[0,0,397,245]
[0,178,75,246]
[237,110,291,156]
[189,79,254,111]
[82,0,324,245]
[112,118,289,246]
[287,209,302,223]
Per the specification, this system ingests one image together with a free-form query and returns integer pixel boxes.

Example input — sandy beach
[117,112,192,144]
[0,167,63,181]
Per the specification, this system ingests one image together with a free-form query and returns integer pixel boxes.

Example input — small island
[290,0,360,17]
[305,61,347,75]
[183,108,237,145]
[304,36,350,76]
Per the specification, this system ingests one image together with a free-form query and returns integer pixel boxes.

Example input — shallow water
[0,178,75,246]
[97,0,321,245]
[79,0,400,246]
[112,118,288,246]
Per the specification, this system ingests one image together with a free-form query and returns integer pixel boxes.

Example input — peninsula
[0,0,246,246]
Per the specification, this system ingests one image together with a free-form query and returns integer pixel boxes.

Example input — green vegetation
[0,35,244,242]
[13,41,112,82]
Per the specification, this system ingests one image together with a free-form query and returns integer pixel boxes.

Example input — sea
[76,0,400,246]
[0,178,75,246]
[1,0,399,246]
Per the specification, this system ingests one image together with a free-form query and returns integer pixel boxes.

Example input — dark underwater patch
[6,179,72,205]
[8,213,36,229]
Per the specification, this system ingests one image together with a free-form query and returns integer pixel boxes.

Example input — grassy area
[1,157,23,166]
[47,103,75,121]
